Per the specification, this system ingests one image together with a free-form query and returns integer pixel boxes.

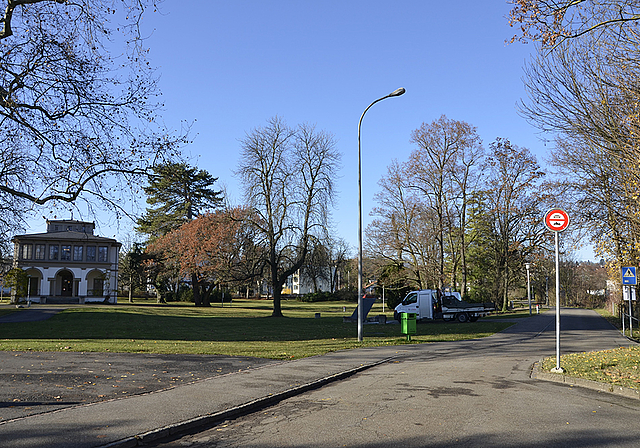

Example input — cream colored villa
[12,220,121,304]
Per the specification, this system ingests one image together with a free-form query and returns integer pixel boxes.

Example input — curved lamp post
[357,87,405,342]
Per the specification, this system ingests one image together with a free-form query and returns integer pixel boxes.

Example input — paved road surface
[150,309,640,448]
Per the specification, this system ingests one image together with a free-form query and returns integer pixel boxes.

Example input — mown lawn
[540,308,640,390]
[0,299,515,359]
[542,346,640,391]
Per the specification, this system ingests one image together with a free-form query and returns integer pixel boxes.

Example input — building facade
[12,220,121,304]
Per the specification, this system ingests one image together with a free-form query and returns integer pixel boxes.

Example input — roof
[12,231,120,245]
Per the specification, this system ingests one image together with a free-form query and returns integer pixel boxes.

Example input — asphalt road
[150,309,640,448]
[0,351,278,423]
[0,306,279,423]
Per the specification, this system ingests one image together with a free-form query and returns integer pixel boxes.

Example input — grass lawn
[540,308,640,391]
[542,346,640,391]
[0,299,515,359]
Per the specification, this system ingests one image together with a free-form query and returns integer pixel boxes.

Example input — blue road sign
[622,267,637,285]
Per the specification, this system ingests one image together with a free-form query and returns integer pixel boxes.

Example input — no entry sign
[544,209,569,232]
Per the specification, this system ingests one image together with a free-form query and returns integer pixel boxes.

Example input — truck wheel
[457,312,469,323]
[469,315,479,322]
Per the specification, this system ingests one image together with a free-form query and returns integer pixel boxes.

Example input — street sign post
[544,209,570,373]
[544,209,570,233]
[622,267,637,337]
[622,267,637,285]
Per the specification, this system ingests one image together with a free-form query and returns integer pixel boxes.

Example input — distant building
[289,269,332,295]
[11,220,121,304]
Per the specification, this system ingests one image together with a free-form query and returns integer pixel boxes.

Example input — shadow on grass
[0,310,513,343]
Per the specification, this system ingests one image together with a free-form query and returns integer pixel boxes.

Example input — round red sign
[544,209,569,232]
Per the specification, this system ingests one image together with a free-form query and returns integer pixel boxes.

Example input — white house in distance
[11,219,121,304]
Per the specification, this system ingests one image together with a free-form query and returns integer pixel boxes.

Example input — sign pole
[544,208,569,374]
[553,230,562,373]
[621,267,637,338]
[622,286,626,336]
[630,287,633,338]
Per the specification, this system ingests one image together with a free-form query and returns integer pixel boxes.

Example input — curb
[531,359,640,401]
[99,356,397,447]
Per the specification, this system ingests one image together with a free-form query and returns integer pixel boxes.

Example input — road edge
[98,356,398,448]
[531,359,640,401]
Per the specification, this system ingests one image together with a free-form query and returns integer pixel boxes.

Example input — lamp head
[389,87,406,97]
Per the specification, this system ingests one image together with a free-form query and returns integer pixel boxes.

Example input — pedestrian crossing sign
[622,267,637,285]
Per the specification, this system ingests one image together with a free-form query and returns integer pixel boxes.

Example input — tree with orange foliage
[149,207,262,306]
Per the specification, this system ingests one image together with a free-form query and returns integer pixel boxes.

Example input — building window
[35,244,46,260]
[20,244,33,260]
[61,245,71,261]
[98,246,108,262]
[49,245,59,260]
[73,246,83,261]
[92,278,104,296]
[86,246,96,261]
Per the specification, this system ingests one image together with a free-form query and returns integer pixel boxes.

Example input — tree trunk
[155,286,165,304]
[502,261,510,312]
[192,273,203,306]
[272,283,283,317]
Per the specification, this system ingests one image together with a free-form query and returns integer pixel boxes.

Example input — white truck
[394,289,495,323]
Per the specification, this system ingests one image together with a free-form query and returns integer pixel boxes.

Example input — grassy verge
[0,299,515,359]
[540,308,640,390]
[542,346,640,390]
[483,309,538,319]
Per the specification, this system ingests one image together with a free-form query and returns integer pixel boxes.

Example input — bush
[297,291,335,302]
[164,287,193,303]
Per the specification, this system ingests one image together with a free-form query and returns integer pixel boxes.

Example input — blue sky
[28,1,594,259]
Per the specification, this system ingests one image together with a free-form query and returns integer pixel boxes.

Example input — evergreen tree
[137,163,224,238]
[119,243,146,303]
[137,162,224,305]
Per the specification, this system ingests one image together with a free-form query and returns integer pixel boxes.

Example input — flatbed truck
[394,289,495,323]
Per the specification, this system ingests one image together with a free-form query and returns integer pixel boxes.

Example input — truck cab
[393,289,442,321]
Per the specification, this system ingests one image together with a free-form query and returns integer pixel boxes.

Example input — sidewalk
[0,310,635,448]
[0,344,401,448]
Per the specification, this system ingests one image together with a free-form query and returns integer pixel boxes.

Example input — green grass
[0,299,515,359]
[483,309,538,319]
[540,308,640,390]
[542,346,640,390]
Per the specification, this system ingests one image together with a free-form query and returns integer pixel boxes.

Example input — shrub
[297,291,335,302]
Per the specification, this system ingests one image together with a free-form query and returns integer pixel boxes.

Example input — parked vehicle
[393,289,495,323]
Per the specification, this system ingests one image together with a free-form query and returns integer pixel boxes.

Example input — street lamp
[357,87,406,342]
[525,263,531,315]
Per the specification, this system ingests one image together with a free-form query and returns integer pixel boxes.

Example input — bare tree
[448,134,486,296]
[368,160,439,290]
[484,138,548,311]
[407,115,483,289]
[0,0,182,247]
[508,0,640,47]
[237,117,340,317]
[519,19,640,268]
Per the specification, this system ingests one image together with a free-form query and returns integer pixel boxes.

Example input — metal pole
[629,286,633,338]
[552,231,563,373]
[357,87,405,342]
[526,263,531,316]
[620,286,627,336]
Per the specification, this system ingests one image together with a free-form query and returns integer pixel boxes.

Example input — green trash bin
[400,312,417,341]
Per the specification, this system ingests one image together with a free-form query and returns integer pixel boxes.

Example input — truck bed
[441,296,495,311]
